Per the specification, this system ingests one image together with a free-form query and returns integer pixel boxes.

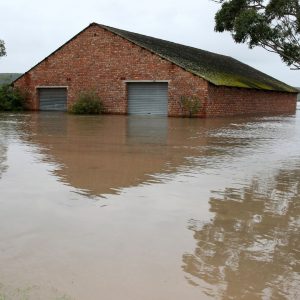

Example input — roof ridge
[96,23,233,60]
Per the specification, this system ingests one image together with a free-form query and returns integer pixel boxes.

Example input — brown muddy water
[0,112,300,300]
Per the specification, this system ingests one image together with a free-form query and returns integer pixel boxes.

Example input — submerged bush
[0,84,26,111]
[70,90,104,115]
[179,96,202,117]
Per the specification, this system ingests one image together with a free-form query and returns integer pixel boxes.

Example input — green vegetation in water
[0,284,33,300]
[0,84,26,112]
[0,283,73,300]
[179,96,202,117]
[70,90,104,115]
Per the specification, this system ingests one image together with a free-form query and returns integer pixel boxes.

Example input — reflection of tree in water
[0,126,8,179]
[0,144,7,179]
[183,168,300,299]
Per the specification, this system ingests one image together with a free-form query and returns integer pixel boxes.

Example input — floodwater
[0,111,299,300]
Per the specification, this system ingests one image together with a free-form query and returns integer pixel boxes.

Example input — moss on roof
[97,24,297,93]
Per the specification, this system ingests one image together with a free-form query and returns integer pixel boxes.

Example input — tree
[0,39,6,57]
[213,0,300,70]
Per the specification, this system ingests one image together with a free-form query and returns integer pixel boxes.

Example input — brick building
[14,23,298,117]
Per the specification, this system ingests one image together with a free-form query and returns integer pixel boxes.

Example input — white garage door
[39,88,67,111]
[127,83,168,116]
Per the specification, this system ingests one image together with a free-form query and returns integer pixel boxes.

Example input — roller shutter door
[128,83,168,116]
[39,88,67,111]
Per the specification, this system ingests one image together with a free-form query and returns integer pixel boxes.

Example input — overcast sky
[0,0,299,86]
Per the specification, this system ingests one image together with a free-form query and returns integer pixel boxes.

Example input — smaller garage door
[39,88,67,111]
[128,83,168,116]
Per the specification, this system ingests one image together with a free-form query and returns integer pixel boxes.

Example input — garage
[39,88,67,111]
[127,83,168,116]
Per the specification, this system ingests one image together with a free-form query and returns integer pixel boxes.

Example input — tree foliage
[0,39,6,57]
[0,85,26,111]
[213,0,300,70]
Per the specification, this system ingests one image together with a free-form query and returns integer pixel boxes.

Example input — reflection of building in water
[22,113,285,197]
[182,168,300,299]
[23,113,246,196]
[126,116,168,145]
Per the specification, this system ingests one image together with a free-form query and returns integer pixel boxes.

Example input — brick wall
[14,24,208,116]
[207,84,297,117]
[14,24,296,117]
